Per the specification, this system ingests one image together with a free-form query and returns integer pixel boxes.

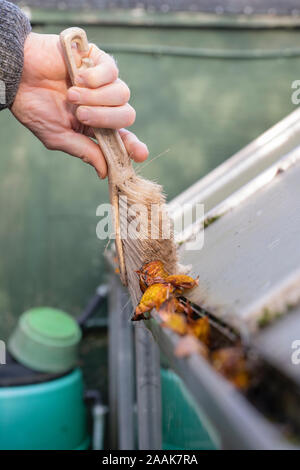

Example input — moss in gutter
[257,302,298,329]
[258,308,283,329]
[177,213,223,247]
[203,214,221,229]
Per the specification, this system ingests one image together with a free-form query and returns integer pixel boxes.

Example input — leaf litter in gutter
[132,260,250,390]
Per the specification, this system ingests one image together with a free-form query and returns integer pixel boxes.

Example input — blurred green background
[0,8,299,337]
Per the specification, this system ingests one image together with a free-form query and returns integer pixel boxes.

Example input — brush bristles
[116,174,178,305]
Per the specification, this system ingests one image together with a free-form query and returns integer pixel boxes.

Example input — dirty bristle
[116,173,178,305]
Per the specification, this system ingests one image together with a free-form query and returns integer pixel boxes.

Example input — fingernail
[77,107,89,122]
[68,89,81,102]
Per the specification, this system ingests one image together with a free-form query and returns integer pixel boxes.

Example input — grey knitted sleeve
[0,0,31,110]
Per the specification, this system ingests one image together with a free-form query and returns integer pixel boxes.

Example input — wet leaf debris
[132,260,250,390]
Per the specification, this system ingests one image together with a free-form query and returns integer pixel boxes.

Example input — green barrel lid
[8,307,81,373]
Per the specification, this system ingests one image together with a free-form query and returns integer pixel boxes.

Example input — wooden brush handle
[59,27,131,172]
[60,27,128,285]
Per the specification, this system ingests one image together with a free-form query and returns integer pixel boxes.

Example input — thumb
[54,130,108,178]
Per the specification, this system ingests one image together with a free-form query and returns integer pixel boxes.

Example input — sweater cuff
[0,1,31,110]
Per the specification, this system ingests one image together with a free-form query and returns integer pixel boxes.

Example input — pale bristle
[116,173,178,305]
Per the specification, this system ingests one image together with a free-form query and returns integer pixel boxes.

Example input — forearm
[0,0,31,110]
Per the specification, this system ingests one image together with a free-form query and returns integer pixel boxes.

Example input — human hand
[11,32,148,178]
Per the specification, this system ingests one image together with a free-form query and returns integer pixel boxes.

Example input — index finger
[77,44,119,88]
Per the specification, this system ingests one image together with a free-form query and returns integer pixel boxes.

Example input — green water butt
[0,369,88,450]
[161,368,220,450]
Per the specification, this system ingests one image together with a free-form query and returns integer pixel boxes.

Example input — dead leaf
[175,335,208,358]
[158,297,185,320]
[133,283,174,321]
[133,261,250,392]
[161,312,187,335]
[179,299,194,318]
[188,316,210,345]
[165,274,199,290]
[136,260,170,292]
[139,260,170,279]
[211,347,249,390]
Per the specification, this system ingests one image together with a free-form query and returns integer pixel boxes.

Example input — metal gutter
[147,311,293,450]
[175,145,300,245]
[181,157,300,332]
[254,304,300,387]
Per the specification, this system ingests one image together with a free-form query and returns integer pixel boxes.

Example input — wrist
[0,1,31,110]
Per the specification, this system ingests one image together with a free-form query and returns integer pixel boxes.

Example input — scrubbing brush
[60,27,178,304]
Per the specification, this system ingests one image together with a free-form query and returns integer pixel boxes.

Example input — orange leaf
[164,274,199,290]
[158,297,185,321]
[211,347,249,390]
[188,316,210,345]
[137,260,169,292]
[133,283,174,321]
[180,300,194,318]
[174,299,186,314]
[139,260,169,279]
[161,312,187,336]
